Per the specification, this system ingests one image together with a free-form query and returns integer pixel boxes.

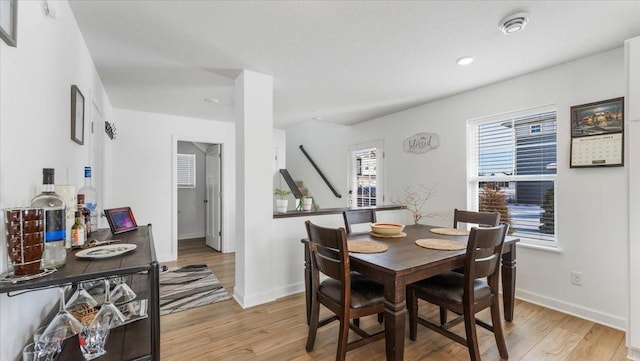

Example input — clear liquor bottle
[31,168,67,268]
[78,166,98,232]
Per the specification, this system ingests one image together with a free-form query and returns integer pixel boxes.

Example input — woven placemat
[415,238,466,251]
[348,240,389,253]
[429,228,470,236]
[369,231,407,238]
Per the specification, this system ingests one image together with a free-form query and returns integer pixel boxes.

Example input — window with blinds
[354,148,378,207]
[177,153,196,188]
[467,106,557,244]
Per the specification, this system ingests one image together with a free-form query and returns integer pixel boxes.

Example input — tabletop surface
[346,224,517,274]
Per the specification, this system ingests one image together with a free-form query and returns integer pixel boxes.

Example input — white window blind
[177,153,196,188]
[467,106,557,244]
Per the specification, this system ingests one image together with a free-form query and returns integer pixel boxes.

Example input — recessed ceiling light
[498,12,529,34]
[312,116,324,121]
[457,56,474,66]
[203,97,219,103]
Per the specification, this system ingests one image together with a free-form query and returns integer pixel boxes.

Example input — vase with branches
[392,183,439,224]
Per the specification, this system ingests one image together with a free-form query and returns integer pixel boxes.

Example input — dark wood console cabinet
[0,225,160,361]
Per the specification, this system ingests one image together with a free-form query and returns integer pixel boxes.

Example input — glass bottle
[77,194,91,237]
[71,211,86,248]
[31,168,67,268]
[78,166,98,232]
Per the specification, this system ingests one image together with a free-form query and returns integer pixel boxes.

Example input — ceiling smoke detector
[498,12,529,34]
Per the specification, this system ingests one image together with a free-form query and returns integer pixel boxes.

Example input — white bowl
[370,222,405,236]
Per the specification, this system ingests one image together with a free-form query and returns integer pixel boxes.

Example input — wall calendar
[570,97,624,168]
[570,133,623,167]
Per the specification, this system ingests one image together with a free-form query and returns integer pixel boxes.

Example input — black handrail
[279,169,304,199]
[299,145,342,198]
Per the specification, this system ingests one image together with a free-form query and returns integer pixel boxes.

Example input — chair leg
[305,296,320,352]
[406,287,418,341]
[439,306,447,325]
[377,312,384,324]
[463,305,481,361]
[336,317,349,361]
[354,318,360,327]
[490,301,508,359]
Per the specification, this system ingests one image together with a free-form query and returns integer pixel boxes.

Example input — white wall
[0,1,113,359]
[626,36,640,359]
[287,48,629,329]
[177,142,207,239]
[111,109,236,261]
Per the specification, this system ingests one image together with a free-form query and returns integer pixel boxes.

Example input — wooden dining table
[302,223,519,361]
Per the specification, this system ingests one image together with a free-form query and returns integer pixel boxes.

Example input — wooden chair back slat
[305,220,349,286]
[465,225,508,281]
[453,209,500,229]
[343,209,377,234]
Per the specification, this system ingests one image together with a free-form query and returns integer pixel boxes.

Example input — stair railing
[299,145,342,198]
[279,169,304,199]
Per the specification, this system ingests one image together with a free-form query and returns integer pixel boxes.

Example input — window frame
[467,105,558,246]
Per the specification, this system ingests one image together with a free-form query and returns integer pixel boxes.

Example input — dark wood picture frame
[570,97,624,168]
[104,207,139,235]
[71,85,85,145]
[0,0,18,47]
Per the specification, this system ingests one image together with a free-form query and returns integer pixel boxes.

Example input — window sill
[516,241,563,254]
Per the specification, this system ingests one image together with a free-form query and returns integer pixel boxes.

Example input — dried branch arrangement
[392,183,439,224]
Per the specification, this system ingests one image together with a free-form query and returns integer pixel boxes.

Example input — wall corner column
[233,70,275,308]
[626,35,640,360]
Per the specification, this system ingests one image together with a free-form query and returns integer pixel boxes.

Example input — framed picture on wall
[71,85,85,145]
[570,97,624,168]
[0,0,18,47]
[570,97,624,137]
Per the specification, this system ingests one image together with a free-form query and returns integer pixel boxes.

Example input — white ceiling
[67,1,640,129]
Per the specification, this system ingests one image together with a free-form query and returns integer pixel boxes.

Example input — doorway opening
[176,141,222,253]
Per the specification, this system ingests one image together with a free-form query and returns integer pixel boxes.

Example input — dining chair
[342,209,377,234]
[453,208,500,229]
[406,224,509,361]
[304,220,386,361]
[449,208,502,309]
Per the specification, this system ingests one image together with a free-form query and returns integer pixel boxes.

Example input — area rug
[159,264,231,316]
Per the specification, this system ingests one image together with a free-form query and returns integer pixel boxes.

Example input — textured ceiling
[68,1,640,129]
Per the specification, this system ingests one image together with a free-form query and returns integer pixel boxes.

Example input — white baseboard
[157,252,175,263]
[233,283,305,309]
[233,287,276,309]
[178,232,204,240]
[516,289,626,331]
[271,282,305,300]
[628,347,640,360]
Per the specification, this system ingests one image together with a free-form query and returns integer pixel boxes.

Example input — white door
[349,141,384,208]
[205,145,222,251]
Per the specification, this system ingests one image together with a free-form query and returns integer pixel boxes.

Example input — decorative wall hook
[105,121,116,140]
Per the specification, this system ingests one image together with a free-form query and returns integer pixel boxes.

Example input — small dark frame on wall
[71,85,85,145]
[0,0,18,47]
[570,97,624,168]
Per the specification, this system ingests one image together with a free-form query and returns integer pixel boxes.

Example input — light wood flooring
[161,238,629,361]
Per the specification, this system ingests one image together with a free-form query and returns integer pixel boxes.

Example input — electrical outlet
[570,271,583,286]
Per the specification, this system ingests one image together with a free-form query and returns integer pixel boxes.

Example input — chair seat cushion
[319,272,384,309]
[409,271,491,304]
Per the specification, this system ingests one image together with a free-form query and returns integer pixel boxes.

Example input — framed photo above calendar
[570,97,624,168]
